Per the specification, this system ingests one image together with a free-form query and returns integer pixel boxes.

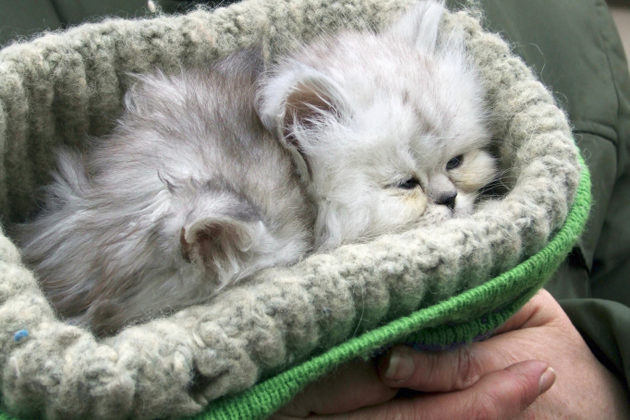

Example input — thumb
[316,360,556,420]
[402,360,556,420]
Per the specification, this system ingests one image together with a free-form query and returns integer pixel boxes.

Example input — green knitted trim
[193,155,591,420]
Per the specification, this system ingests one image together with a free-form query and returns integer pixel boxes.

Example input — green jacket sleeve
[0,0,189,47]
[471,0,630,395]
[562,299,630,390]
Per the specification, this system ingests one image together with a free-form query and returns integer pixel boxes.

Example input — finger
[274,359,397,418]
[379,343,490,391]
[317,360,556,420]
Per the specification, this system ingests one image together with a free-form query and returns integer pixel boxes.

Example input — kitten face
[259,0,497,250]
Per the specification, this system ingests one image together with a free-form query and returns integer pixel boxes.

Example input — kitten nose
[436,191,457,210]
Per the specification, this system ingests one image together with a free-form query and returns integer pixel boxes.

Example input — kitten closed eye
[446,155,463,170]
[398,177,421,190]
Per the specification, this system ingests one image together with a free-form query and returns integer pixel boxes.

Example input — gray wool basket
[0,0,589,419]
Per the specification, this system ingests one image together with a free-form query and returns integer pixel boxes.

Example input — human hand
[271,290,630,419]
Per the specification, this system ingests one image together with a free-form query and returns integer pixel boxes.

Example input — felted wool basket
[0,0,590,419]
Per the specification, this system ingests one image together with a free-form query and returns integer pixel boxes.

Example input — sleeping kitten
[19,51,316,336]
[18,0,496,335]
[258,0,496,250]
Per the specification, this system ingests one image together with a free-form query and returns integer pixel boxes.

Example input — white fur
[259,0,497,250]
[18,56,316,335]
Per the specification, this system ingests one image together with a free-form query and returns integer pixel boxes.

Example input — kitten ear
[178,188,267,287]
[282,74,349,128]
[385,0,446,54]
[258,67,351,181]
[180,216,265,286]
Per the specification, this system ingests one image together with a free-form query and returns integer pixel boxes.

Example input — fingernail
[384,348,415,381]
[538,367,556,395]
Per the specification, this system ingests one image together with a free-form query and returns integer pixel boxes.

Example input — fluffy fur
[18,51,316,335]
[18,0,497,335]
[259,0,497,250]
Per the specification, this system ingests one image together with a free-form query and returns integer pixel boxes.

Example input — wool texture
[0,0,585,419]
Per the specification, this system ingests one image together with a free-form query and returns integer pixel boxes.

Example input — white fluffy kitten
[259,0,496,250]
[18,0,496,335]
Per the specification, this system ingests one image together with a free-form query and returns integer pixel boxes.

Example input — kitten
[18,51,316,336]
[258,0,497,251]
[18,0,497,336]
